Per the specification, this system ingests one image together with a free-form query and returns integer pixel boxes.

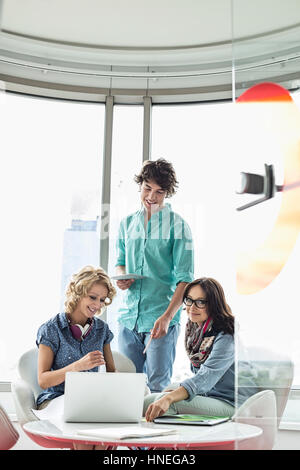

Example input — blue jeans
[118,323,180,393]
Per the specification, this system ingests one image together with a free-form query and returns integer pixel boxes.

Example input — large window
[0,93,104,381]
[152,102,237,382]
[107,105,144,350]
[1,90,299,399]
[234,88,300,389]
[152,98,300,391]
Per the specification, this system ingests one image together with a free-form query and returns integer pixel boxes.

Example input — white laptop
[64,372,147,423]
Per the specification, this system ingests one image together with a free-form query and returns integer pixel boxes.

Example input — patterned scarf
[185,317,216,368]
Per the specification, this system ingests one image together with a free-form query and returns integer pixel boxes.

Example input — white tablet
[111,274,145,280]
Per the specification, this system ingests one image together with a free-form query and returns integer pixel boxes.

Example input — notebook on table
[153,414,230,426]
[76,426,178,440]
[64,372,147,423]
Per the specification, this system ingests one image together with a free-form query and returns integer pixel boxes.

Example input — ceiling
[0,0,300,103]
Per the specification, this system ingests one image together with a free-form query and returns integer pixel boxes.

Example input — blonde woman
[36,266,116,411]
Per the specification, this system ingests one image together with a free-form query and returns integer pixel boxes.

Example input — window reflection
[106,105,144,350]
[152,103,236,383]
[0,94,104,381]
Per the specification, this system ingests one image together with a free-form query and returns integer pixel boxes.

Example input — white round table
[24,419,262,450]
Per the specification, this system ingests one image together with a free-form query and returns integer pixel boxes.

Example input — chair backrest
[234,389,277,450]
[238,346,294,426]
[0,406,19,450]
[17,348,136,400]
[18,348,42,400]
[112,350,136,373]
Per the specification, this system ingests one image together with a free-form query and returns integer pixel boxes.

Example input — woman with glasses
[144,277,237,421]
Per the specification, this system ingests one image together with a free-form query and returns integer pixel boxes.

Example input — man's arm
[151,282,187,339]
[150,215,194,339]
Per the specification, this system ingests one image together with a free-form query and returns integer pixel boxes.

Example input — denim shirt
[180,332,235,406]
[180,332,258,407]
[35,312,114,406]
[116,203,194,332]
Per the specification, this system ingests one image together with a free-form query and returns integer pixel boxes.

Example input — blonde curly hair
[64,265,116,315]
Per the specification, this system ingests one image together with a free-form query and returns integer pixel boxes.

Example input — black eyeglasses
[183,297,208,309]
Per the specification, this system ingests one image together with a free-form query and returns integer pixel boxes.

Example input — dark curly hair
[183,277,235,336]
[134,158,178,198]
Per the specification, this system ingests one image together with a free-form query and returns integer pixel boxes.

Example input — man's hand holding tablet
[112,274,145,290]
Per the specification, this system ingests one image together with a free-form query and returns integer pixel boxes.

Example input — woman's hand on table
[145,395,172,422]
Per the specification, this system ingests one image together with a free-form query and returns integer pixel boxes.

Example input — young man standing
[115,158,194,392]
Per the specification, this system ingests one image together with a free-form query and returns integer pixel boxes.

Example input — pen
[143,335,153,354]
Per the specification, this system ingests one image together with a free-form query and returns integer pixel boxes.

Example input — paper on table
[76,426,178,440]
[143,335,153,354]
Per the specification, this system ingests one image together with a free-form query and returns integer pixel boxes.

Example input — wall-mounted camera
[236,164,279,211]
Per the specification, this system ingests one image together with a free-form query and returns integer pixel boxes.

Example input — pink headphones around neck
[68,317,93,341]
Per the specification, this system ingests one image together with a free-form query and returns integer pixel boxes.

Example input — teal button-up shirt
[115,203,194,332]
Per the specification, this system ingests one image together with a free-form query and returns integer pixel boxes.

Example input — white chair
[235,346,294,449]
[238,346,294,427]
[233,389,277,450]
[11,348,137,449]
[112,350,136,373]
